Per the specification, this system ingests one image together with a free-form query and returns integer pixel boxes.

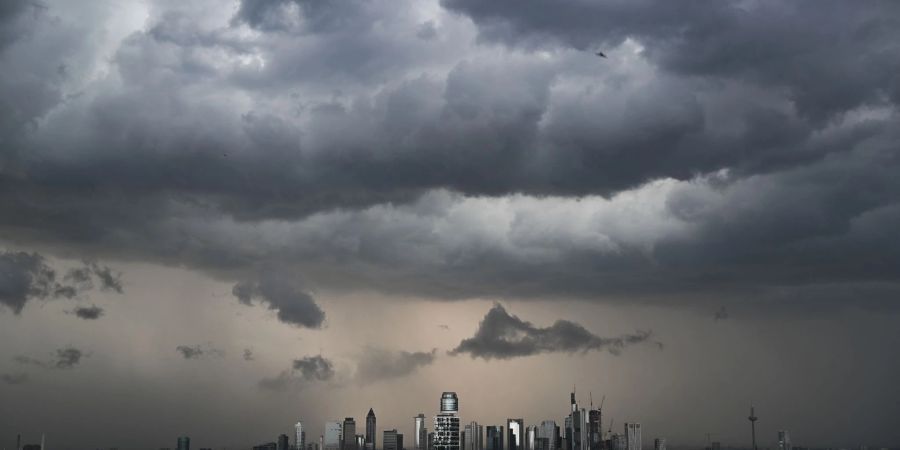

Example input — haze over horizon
[1,1,899,449]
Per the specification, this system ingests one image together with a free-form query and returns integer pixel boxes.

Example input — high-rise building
[416,414,429,450]
[254,443,277,450]
[567,392,587,450]
[384,430,404,450]
[624,424,640,450]
[367,409,378,450]
[296,422,307,450]
[778,431,791,450]
[434,392,461,450]
[526,426,537,450]
[344,418,358,450]
[357,435,366,450]
[279,435,291,450]
[507,420,524,450]
[588,410,601,450]
[610,435,625,450]
[326,422,343,450]
[538,421,559,450]
[485,427,504,450]
[177,437,190,450]
[464,422,483,450]
[654,438,666,450]
[428,432,435,450]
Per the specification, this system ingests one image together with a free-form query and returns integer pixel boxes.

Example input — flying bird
[595,51,607,58]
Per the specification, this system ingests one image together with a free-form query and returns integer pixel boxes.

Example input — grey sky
[1,0,899,449]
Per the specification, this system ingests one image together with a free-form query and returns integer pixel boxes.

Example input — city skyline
[56,391,866,450]
[2,0,900,449]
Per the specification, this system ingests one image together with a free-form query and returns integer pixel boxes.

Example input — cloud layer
[451,304,653,359]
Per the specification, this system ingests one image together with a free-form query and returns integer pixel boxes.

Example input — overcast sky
[2,1,900,449]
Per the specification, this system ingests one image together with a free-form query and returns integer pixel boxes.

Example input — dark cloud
[232,277,325,329]
[90,263,123,293]
[355,348,437,382]
[450,304,654,359]
[1,251,66,313]
[259,354,335,392]
[13,346,88,369]
[1,252,123,314]
[291,355,335,381]
[0,0,898,317]
[72,305,104,320]
[0,372,28,385]
[175,344,224,360]
[441,0,900,121]
[54,347,85,369]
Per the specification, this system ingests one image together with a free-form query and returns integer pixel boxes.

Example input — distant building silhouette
[325,421,343,450]
[279,434,291,450]
[367,409,377,450]
[486,426,504,450]
[778,431,791,450]
[415,414,428,450]
[624,424,640,450]
[654,438,666,450]
[384,430,404,450]
[177,436,190,450]
[296,422,307,450]
[538,421,559,450]
[434,392,460,450]
[464,422,483,450]
[507,419,524,450]
[525,426,537,450]
[588,410,601,450]
[343,418,358,450]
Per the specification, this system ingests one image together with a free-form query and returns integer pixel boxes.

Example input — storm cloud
[232,277,325,329]
[176,344,224,360]
[451,304,654,359]
[72,305,105,320]
[259,354,336,391]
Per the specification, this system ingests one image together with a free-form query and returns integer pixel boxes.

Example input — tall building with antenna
[748,407,759,450]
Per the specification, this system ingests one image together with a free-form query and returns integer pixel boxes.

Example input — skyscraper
[367,409,377,450]
[464,422,483,450]
[296,422,307,450]
[344,418,358,450]
[177,437,190,450]
[525,426,537,450]
[279,435,291,450]
[507,420,524,450]
[778,431,791,450]
[654,438,666,450]
[538,421,559,450]
[588,410,601,450]
[567,392,586,450]
[325,422,343,450]
[434,392,461,450]
[485,427,504,450]
[384,430,404,450]
[416,414,428,450]
[624,425,640,450]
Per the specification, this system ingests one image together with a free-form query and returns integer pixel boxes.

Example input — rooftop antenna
[748,406,759,450]
[607,419,614,435]
[590,392,593,409]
